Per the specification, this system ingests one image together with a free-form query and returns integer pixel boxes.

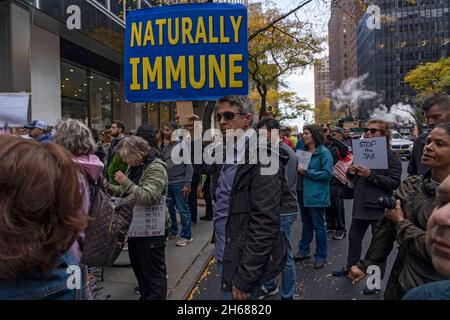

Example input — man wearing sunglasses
[408,93,450,177]
[179,95,286,300]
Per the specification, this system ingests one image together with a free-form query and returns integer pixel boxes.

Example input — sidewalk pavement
[100,202,214,300]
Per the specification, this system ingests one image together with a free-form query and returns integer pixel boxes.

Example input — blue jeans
[217,262,260,300]
[403,280,450,300]
[167,184,192,239]
[298,207,328,262]
[263,214,297,300]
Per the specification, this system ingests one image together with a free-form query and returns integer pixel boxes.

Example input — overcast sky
[257,0,331,130]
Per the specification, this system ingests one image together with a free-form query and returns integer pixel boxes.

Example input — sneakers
[293,254,311,262]
[257,286,279,300]
[332,267,349,277]
[176,238,194,246]
[314,260,326,269]
[333,230,346,240]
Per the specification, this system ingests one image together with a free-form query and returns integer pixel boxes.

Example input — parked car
[391,131,413,160]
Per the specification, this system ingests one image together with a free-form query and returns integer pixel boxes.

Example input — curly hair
[0,136,86,279]
[116,136,151,162]
[54,118,97,156]
[303,125,324,148]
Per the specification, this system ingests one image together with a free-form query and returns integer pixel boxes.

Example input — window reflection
[61,62,88,123]
[61,61,120,127]
[90,72,113,129]
[160,103,170,128]
[148,103,159,128]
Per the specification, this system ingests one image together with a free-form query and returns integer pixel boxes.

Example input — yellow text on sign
[129,54,244,91]
[130,15,243,47]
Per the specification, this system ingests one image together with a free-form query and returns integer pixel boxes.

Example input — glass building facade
[357,0,450,113]
[1,0,247,130]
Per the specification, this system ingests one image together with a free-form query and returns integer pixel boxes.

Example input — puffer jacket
[70,154,104,262]
[358,173,447,300]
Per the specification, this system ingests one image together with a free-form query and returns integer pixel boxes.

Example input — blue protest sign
[124,3,248,102]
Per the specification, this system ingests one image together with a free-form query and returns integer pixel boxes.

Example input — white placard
[0,93,29,127]
[128,197,166,237]
[296,150,313,170]
[352,137,388,169]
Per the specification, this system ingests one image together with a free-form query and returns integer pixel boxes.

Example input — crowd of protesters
[0,93,450,301]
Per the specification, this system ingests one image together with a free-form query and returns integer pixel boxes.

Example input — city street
[189,161,409,300]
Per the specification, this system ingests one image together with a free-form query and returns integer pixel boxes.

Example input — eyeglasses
[216,111,245,122]
[364,128,382,134]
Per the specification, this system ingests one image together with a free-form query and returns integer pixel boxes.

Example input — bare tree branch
[272,25,321,53]
[248,0,315,42]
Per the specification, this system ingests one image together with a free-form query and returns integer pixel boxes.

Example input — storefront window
[147,103,159,128]
[112,81,121,121]
[90,72,113,129]
[61,61,119,127]
[61,62,88,123]
[159,103,170,129]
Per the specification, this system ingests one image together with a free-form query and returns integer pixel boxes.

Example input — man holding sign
[332,120,402,295]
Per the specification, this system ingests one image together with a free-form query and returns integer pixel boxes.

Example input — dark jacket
[325,137,349,185]
[106,137,122,168]
[280,141,299,215]
[358,174,447,300]
[350,149,402,220]
[407,133,429,177]
[221,142,287,293]
[325,137,349,165]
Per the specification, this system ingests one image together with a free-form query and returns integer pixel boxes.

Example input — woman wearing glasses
[332,120,402,293]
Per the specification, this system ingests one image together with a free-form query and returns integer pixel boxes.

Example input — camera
[377,196,397,209]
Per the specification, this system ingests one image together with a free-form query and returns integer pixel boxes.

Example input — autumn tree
[250,89,312,121]
[314,98,342,125]
[404,57,450,97]
[248,2,324,115]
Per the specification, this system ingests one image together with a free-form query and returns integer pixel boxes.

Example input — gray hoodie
[162,140,193,187]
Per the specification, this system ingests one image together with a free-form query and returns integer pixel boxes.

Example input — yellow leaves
[404,57,450,96]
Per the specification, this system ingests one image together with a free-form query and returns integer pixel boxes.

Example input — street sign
[124,3,248,102]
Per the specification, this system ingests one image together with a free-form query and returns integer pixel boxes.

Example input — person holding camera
[403,172,450,300]
[348,123,450,299]
[332,120,402,294]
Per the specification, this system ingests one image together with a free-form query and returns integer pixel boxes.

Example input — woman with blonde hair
[332,119,402,294]
[53,118,105,299]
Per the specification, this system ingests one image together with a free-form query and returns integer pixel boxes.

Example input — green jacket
[110,158,171,229]
[358,174,446,299]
